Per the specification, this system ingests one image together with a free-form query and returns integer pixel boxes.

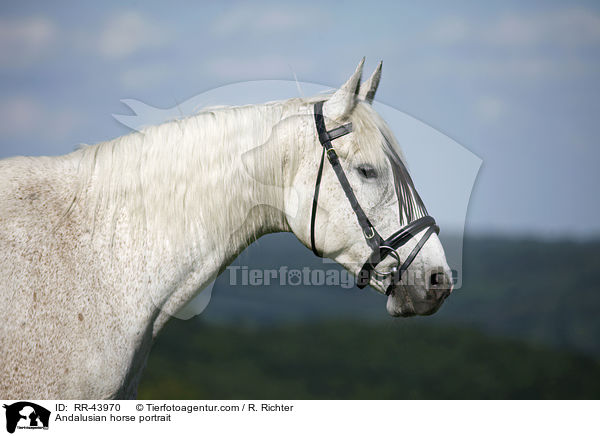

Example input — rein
[309,101,439,296]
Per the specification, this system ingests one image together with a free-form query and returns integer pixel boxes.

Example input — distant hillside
[197,234,600,356]
[139,320,600,399]
[435,237,600,356]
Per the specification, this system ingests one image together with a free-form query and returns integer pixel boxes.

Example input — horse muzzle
[385,268,453,317]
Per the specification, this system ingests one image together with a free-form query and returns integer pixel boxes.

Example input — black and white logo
[3,402,50,433]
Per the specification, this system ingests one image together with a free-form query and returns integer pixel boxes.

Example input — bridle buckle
[363,226,375,240]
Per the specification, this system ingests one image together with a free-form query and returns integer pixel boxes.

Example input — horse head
[285,59,453,316]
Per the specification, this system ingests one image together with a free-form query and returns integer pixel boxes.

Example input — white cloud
[421,8,600,80]
[212,4,316,37]
[474,96,507,123]
[0,97,41,132]
[487,9,600,47]
[429,8,600,49]
[119,64,170,89]
[0,17,57,68]
[429,16,469,45]
[99,11,169,59]
[399,56,561,81]
[0,97,80,141]
[204,55,315,80]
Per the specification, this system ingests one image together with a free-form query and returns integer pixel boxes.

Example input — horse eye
[356,164,378,179]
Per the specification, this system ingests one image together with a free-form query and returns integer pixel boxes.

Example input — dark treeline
[138,237,600,399]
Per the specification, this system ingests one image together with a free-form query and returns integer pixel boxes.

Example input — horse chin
[385,287,416,317]
[385,286,444,317]
[386,305,417,318]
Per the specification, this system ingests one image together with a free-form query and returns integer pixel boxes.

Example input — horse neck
[76,101,297,272]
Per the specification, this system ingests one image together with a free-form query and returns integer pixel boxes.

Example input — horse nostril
[429,271,452,300]
[430,272,445,287]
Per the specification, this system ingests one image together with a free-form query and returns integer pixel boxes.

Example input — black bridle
[310,101,440,296]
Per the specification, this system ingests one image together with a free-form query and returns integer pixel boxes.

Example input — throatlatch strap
[310,147,326,256]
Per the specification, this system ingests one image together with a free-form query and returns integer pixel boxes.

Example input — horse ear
[323,58,364,121]
[358,61,382,104]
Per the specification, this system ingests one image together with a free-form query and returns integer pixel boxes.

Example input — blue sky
[0,0,599,237]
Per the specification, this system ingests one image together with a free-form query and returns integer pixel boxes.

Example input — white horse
[0,59,452,399]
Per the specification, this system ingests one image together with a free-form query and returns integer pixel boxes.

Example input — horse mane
[71,96,303,254]
[70,94,409,256]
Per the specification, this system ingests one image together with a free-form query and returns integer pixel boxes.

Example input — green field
[139,320,600,399]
